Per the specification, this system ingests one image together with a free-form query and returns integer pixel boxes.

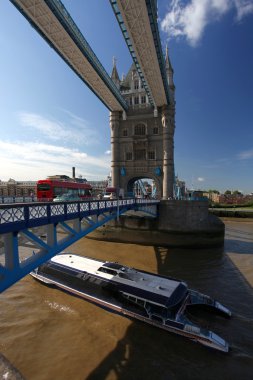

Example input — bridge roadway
[0,198,158,292]
[10,0,169,110]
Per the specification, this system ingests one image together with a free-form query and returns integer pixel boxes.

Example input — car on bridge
[53,193,81,202]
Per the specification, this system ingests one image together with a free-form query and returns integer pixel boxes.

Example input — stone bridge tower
[110,47,175,199]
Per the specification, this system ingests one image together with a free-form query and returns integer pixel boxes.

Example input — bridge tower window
[126,152,133,160]
[134,80,139,90]
[123,129,128,137]
[134,124,146,136]
[141,95,146,104]
[148,151,155,160]
[135,149,146,160]
[153,127,159,134]
[134,96,139,105]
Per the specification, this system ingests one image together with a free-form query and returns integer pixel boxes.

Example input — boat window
[118,272,133,280]
[103,262,123,270]
[98,267,117,276]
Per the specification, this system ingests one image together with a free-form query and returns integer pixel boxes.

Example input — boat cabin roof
[51,254,188,308]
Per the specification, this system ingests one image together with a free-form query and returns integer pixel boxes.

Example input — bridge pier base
[88,200,225,248]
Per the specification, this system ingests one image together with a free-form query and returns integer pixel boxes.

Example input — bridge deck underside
[113,0,168,107]
[11,0,127,111]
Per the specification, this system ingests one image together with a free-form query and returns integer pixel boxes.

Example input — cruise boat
[30,254,231,352]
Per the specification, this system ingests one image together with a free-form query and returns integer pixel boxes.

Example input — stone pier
[89,200,225,248]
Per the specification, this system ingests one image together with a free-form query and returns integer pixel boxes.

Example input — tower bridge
[11,0,176,199]
[1,0,180,291]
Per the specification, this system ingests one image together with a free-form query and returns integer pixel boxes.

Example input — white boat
[30,254,231,352]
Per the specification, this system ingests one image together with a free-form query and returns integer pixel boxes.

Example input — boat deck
[51,254,185,299]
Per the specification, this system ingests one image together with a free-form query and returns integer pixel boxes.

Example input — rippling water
[1,218,253,380]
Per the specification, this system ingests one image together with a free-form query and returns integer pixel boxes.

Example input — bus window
[37,184,51,191]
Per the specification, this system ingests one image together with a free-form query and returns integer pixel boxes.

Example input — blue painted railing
[0,198,159,292]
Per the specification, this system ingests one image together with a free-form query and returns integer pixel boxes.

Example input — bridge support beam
[162,106,175,199]
[4,232,19,271]
[0,199,156,292]
[47,224,57,246]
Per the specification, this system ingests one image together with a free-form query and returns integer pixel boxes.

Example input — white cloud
[234,0,253,20]
[0,140,111,181]
[105,150,111,155]
[237,148,253,159]
[18,111,100,146]
[197,177,205,182]
[161,0,253,46]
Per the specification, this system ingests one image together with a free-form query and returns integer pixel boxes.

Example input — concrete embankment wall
[89,200,225,248]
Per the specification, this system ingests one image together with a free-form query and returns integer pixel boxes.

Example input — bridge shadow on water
[85,240,253,380]
[225,239,253,255]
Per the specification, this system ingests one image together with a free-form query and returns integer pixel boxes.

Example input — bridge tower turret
[111,57,121,89]
[165,45,175,105]
[110,110,120,189]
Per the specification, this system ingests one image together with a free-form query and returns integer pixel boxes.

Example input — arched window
[134,96,139,105]
[141,95,146,104]
[134,123,146,136]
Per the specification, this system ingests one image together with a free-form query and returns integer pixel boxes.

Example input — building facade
[0,179,36,197]
[110,47,175,199]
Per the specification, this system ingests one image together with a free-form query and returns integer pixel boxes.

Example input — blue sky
[0,0,253,193]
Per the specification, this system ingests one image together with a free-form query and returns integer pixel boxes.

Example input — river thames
[0,218,253,380]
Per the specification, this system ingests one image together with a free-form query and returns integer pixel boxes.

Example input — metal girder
[110,0,170,107]
[0,199,158,292]
[0,210,123,292]
[10,0,128,111]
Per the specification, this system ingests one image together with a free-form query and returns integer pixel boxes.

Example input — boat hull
[30,254,231,353]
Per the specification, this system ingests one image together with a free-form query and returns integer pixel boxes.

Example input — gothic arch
[126,175,161,198]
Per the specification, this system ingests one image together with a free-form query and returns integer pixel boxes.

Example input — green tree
[232,190,242,195]
[208,189,220,194]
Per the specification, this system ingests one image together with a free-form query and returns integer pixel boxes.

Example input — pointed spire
[165,44,175,105]
[111,56,120,87]
[165,44,169,68]
[165,43,174,88]
[165,43,173,72]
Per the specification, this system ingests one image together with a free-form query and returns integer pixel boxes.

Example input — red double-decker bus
[36,179,93,201]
